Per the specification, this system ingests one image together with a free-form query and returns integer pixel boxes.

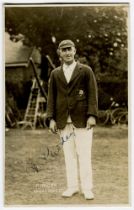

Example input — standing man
[47,40,98,200]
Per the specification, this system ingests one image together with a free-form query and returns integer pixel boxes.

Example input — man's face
[59,46,76,65]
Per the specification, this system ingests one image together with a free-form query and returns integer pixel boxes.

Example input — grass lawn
[5,125,129,206]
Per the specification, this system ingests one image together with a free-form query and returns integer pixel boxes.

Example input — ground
[5,125,129,206]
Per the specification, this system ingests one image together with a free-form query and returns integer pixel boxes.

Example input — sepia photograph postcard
[1,0,132,208]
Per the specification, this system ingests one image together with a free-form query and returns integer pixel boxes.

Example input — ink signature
[25,131,76,172]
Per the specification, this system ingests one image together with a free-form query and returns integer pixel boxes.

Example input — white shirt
[63,61,77,83]
[63,61,77,123]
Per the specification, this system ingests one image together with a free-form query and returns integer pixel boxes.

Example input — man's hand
[86,116,96,130]
[49,119,58,134]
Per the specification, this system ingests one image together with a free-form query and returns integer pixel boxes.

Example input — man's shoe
[62,188,79,197]
[83,191,94,200]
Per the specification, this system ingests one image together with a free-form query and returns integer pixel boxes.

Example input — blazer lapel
[57,66,68,85]
[57,62,81,85]
[69,62,81,83]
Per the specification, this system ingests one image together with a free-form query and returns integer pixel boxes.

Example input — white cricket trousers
[59,123,93,192]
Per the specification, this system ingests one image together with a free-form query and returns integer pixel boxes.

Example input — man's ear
[73,47,76,55]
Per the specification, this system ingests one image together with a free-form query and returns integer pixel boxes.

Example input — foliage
[5,6,128,73]
[6,81,32,117]
[5,5,128,108]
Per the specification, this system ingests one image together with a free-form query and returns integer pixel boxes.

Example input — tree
[5,5,128,107]
[5,5,128,71]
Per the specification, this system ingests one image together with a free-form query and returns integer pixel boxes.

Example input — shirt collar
[63,61,77,71]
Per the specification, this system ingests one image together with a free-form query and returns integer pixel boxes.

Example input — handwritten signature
[25,131,76,172]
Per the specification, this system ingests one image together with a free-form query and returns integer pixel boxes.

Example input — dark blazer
[46,62,98,129]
